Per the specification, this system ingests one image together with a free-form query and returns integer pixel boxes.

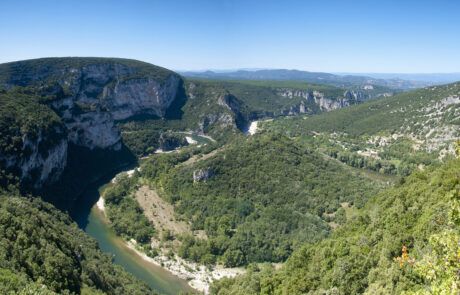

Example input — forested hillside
[104,134,384,268]
[0,58,457,295]
[263,82,460,176]
[265,82,459,143]
[0,191,155,295]
[211,158,460,294]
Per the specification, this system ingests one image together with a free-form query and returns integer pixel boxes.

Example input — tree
[223,249,245,267]
[404,188,460,294]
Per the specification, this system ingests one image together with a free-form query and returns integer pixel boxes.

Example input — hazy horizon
[178,68,460,75]
[1,57,459,76]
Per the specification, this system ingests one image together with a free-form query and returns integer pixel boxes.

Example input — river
[70,171,194,295]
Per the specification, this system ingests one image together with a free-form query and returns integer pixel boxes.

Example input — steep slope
[0,91,67,189]
[0,58,388,192]
[0,58,183,206]
[210,158,460,294]
[119,78,393,154]
[265,82,459,146]
[0,192,155,294]
[187,79,387,117]
[263,82,460,176]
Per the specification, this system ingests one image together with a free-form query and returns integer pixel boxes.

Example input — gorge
[1,57,458,295]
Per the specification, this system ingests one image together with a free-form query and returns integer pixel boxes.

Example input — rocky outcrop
[22,135,68,188]
[1,129,68,189]
[217,93,247,129]
[0,58,183,190]
[217,93,242,114]
[46,65,180,150]
[344,90,365,101]
[276,89,360,112]
[193,168,214,182]
[311,93,352,111]
[102,75,180,120]
[60,105,121,150]
[198,113,235,133]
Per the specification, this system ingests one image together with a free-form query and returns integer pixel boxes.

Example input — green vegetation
[116,77,376,154]
[0,90,66,189]
[0,91,63,155]
[296,133,439,177]
[204,79,394,102]
[121,128,188,157]
[211,158,459,294]
[136,134,381,266]
[188,79,343,111]
[262,82,460,177]
[264,82,460,137]
[0,192,155,295]
[1,58,458,295]
[103,174,155,245]
[404,142,460,294]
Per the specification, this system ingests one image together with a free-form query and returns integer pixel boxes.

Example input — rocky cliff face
[0,127,68,189]
[194,87,370,135]
[102,75,180,120]
[276,88,361,112]
[21,134,68,188]
[0,58,183,189]
[37,62,181,150]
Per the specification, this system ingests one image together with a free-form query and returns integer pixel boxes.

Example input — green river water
[71,172,193,295]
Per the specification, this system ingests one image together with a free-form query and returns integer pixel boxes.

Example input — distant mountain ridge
[335,72,460,84]
[180,69,428,89]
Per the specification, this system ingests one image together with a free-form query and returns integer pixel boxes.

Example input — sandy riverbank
[96,196,105,213]
[126,240,244,294]
[96,175,244,294]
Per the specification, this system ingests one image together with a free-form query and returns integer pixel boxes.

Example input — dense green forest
[1,57,458,294]
[0,191,156,295]
[103,174,156,246]
[211,158,460,294]
[261,82,460,177]
[107,134,384,267]
[100,80,459,294]
[295,133,440,177]
[0,90,64,160]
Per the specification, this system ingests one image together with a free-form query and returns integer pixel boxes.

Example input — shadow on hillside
[40,143,137,214]
[164,79,187,120]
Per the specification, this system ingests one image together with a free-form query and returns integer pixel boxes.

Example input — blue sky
[0,0,459,73]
